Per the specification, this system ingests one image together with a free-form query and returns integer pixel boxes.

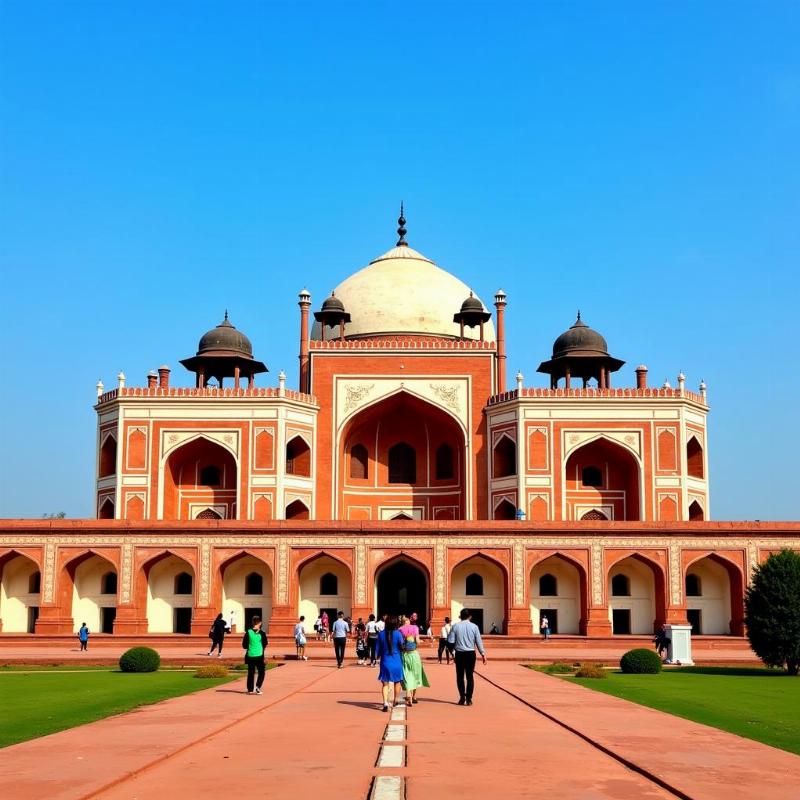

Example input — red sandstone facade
[1,222,797,639]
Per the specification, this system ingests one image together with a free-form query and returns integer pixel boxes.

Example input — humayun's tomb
[1,211,798,641]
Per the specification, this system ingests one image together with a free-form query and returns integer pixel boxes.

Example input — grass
[0,669,238,748]
[569,666,800,755]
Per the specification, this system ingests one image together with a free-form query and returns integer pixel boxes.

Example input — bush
[195,664,229,679]
[575,663,607,679]
[745,549,800,675]
[119,647,161,673]
[620,648,662,674]
[544,662,575,674]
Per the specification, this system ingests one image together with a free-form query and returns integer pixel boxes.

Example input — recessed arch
[286,435,311,477]
[683,552,744,635]
[162,436,237,521]
[565,436,641,521]
[493,497,517,520]
[98,497,115,520]
[99,434,117,478]
[530,553,588,635]
[687,436,704,479]
[219,552,273,631]
[286,498,310,520]
[388,442,416,484]
[688,499,705,521]
[142,552,195,633]
[492,433,517,478]
[349,443,369,480]
[607,553,666,634]
[0,552,41,632]
[375,554,430,624]
[297,553,351,634]
[65,552,118,634]
[450,554,507,634]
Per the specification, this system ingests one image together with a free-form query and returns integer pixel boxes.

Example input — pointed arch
[286,498,310,520]
[684,552,745,635]
[688,499,705,521]
[492,433,517,478]
[286,435,311,477]
[349,443,369,480]
[493,497,517,520]
[0,552,42,632]
[606,552,667,634]
[687,436,704,479]
[99,434,117,477]
[529,552,589,635]
[450,554,508,634]
[375,553,430,624]
[98,497,115,520]
[218,551,273,629]
[297,552,352,633]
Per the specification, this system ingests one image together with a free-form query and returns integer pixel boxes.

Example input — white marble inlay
[377,745,405,768]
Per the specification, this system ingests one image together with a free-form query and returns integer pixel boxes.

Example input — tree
[42,512,66,519]
[744,549,800,675]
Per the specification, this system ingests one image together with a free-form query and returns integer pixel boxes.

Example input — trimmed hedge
[119,646,161,673]
[195,664,229,679]
[620,648,662,674]
[575,662,607,678]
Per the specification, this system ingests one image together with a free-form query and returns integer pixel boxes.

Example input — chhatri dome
[311,206,495,341]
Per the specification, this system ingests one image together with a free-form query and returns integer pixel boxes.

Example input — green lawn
[569,666,800,755]
[0,669,238,748]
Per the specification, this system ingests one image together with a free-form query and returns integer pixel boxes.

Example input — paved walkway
[1,662,798,799]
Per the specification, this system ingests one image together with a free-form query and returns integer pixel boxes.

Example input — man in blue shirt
[447,608,487,705]
[331,611,350,668]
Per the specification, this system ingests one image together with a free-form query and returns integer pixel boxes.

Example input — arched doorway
[685,555,742,635]
[376,558,428,624]
[607,554,665,634]
[450,555,506,634]
[565,438,641,520]
[145,554,195,633]
[69,554,118,634]
[298,555,352,634]
[221,554,273,632]
[530,554,586,635]
[162,437,237,520]
[0,553,41,632]
[339,392,466,521]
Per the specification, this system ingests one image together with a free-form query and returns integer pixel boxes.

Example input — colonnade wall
[1,521,798,638]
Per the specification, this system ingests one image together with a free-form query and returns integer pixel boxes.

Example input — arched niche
[450,555,506,634]
[530,554,586,635]
[297,554,351,633]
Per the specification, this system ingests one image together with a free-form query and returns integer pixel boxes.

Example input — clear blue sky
[1,3,798,519]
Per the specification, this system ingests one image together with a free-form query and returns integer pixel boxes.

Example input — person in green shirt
[241,615,268,695]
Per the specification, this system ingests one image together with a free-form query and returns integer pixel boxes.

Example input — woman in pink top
[399,613,429,705]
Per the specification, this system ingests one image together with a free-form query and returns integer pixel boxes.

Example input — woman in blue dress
[375,614,404,712]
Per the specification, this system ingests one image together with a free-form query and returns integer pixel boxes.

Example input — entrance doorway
[612,609,631,634]
[244,607,263,630]
[174,607,192,634]
[687,608,702,635]
[101,607,116,634]
[470,609,485,634]
[27,606,39,633]
[540,609,558,635]
[377,560,428,624]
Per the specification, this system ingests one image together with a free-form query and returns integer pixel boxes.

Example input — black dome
[460,292,483,313]
[321,292,345,313]
[197,313,253,357]
[552,314,609,358]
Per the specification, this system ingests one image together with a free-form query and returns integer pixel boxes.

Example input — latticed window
[581,509,608,521]
[196,508,221,520]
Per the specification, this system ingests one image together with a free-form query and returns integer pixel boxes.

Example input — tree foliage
[744,549,800,675]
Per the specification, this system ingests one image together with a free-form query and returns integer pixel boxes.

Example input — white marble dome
[311,245,495,340]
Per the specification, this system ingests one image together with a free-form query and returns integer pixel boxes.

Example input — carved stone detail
[344,383,375,413]
[669,542,681,605]
[356,543,367,604]
[429,383,460,412]
[120,542,133,604]
[435,541,446,605]
[199,541,211,606]
[43,541,57,603]
[277,541,289,604]
[591,542,603,605]
[513,542,524,606]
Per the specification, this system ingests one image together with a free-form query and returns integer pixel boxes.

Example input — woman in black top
[208,612,229,657]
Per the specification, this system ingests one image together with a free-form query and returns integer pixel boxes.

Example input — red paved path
[1,662,799,799]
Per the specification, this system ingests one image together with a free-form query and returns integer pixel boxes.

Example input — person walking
[321,611,330,642]
[447,608,486,706]
[399,613,429,705]
[208,612,229,657]
[331,611,350,668]
[540,614,550,641]
[294,615,308,661]
[241,615,268,695]
[438,616,452,664]
[375,615,405,712]
[78,622,90,652]
[366,614,379,666]
[354,617,368,665]
[314,616,323,641]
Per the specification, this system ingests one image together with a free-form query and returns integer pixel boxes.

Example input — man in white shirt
[365,614,379,666]
[331,611,350,668]
[438,616,453,664]
[294,615,308,661]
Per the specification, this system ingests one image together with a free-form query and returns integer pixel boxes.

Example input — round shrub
[620,648,662,674]
[575,663,607,679]
[195,664,229,679]
[119,646,161,673]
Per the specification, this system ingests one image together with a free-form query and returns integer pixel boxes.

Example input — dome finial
[576,309,581,322]
[396,201,408,247]
[224,309,229,321]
